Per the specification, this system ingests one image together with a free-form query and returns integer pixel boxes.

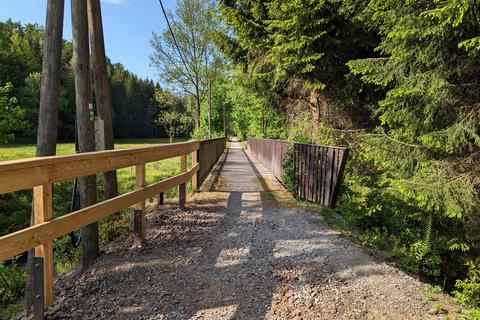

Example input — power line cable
[157,0,190,74]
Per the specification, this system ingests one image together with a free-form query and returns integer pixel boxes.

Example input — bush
[454,258,480,315]
[191,127,211,140]
[0,262,25,306]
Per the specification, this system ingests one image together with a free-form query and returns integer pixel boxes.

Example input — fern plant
[411,214,441,277]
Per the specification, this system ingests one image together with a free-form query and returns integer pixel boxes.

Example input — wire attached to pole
[157,0,190,74]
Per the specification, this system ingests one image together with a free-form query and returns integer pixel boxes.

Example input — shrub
[454,258,480,315]
[0,262,25,306]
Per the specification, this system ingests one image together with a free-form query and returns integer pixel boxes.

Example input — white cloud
[101,0,129,5]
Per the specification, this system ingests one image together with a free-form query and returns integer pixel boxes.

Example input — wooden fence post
[179,155,187,209]
[33,184,54,308]
[192,149,198,191]
[134,164,145,244]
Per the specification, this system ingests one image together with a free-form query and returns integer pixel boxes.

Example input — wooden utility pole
[87,0,118,201]
[25,0,64,312]
[36,0,64,157]
[72,0,99,270]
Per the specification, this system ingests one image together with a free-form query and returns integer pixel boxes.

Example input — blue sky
[0,0,177,80]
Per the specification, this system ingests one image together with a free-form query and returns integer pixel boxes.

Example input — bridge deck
[42,140,459,319]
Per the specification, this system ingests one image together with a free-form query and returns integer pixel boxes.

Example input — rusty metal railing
[247,138,349,207]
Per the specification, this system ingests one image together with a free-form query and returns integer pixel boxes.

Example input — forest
[0,20,186,141]
[214,0,480,316]
[1,0,480,318]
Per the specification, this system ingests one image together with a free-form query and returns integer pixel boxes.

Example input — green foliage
[424,285,443,302]
[0,82,27,143]
[0,20,179,142]
[156,111,192,142]
[0,262,25,306]
[1,302,23,319]
[150,0,220,129]
[348,0,480,220]
[454,258,480,311]
[340,0,480,298]
[191,127,211,140]
[219,0,374,91]
[411,214,442,277]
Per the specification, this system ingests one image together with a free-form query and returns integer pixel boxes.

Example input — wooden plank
[330,149,349,207]
[293,143,298,198]
[320,147,326,206]
[313,146,319,203]
[197,137,226,186]
[0,140,199,195]
[52,142,198,182]
[323,147,329,206]
[298,144,302,199]
[33,184,54,308]
[300,144,306,199]
[304,145,310,201]
[304,145,308,200]
[324,149,334,206]
[0,163,199,261]
[0,165,52,197]
[296,144,300,198]
[192,150,198,190]
[329,149,338,205]
[297,144,302,199]
[309,145,315,201]
[328,149,339,206]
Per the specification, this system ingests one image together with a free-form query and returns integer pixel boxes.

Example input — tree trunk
[25,0,64,312]
[262,106,266,138]
[207,81,212,138]
[223,104,226,137]
[87,0,118,202]
[72,0,99,271]
[194,87,201,130]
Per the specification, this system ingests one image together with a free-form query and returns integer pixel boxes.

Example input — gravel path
[38,140,460,319]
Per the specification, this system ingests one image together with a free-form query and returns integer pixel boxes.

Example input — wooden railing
[294,143,349,207]
[248,138,349,207]
[0,140,201,311]
[197,137,227,187]
[247,138,290,181]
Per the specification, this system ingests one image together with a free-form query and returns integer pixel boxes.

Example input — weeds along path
[37,140,460,320]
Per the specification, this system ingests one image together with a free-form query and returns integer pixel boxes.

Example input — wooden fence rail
[197,137,227,187]
[0,138,225,314]
[248,138,349,207]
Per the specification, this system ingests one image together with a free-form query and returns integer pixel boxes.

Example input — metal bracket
[33,256,45,320]
[134,210,142,237]
[157,192,164,207]
[179,184,186,210]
